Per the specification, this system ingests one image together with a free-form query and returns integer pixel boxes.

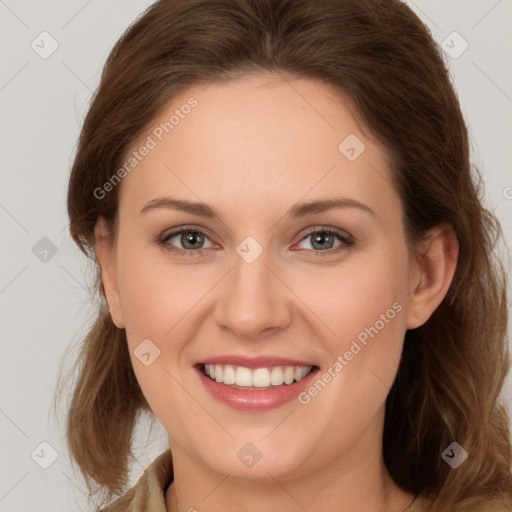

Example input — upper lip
[195,356,317,369]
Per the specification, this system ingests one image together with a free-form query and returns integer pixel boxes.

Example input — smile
[195,356,320,411]
[202,363,314,389]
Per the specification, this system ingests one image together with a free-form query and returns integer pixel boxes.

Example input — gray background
[1,0,511,510]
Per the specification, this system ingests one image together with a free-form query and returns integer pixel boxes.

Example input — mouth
[194,357,320,411]
[199,363,316,390]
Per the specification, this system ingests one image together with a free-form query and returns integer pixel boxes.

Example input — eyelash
[157,225,355,258]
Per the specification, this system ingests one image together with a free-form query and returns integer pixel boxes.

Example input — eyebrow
[140,196,375,219]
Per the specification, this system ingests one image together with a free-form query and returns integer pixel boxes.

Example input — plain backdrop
[1,0,511,510]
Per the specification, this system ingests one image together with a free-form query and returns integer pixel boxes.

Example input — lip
[195,362,319,412]
[195,355,317,369]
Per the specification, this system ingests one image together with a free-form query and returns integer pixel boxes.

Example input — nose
[214,245,293,340]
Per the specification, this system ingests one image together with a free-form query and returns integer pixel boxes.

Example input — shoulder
[100,449,173,512]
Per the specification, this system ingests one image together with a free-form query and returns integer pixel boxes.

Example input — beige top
[101,449,434,512]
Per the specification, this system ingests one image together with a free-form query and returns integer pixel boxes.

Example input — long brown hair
[58,0,512,509]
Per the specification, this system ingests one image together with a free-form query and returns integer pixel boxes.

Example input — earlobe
[405,224,459,330]
[94,217,125,329]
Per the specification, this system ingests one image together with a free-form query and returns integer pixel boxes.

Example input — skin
[95,73,458,512]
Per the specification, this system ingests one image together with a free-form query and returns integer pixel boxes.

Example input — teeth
[283,366,295,384]
[252,368,270,387]
[235,366,253,386]
[270,367,284,385]
[202,364,313,388]
[223,365,236,385]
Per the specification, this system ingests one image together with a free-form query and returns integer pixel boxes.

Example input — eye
[159,227,217,256]
[157,225,354,258]
[293,227,354,255]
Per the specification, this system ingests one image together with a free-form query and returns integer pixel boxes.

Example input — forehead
[118,73,399,224]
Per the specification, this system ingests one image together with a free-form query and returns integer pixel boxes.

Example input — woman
[62,0,512,510]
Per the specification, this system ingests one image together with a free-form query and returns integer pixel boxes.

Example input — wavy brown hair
[57,0,512,509]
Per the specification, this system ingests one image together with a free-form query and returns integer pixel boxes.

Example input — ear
[94,217,125,329]
[405,224,458,330]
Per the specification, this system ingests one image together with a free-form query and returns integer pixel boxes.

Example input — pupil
[183,231,203,249]
[312,233,333,250]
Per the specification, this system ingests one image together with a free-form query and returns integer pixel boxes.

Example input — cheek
[292,243,409,349]
[116,244,213,346]
[327,245,408,375]
[115,252,196,420]
[114,246,221,414]
[295,246,409,436]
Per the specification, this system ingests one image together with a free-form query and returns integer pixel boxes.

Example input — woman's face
[98,73,423,481]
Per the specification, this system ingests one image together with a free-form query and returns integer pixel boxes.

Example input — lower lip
[196,366,319,411]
